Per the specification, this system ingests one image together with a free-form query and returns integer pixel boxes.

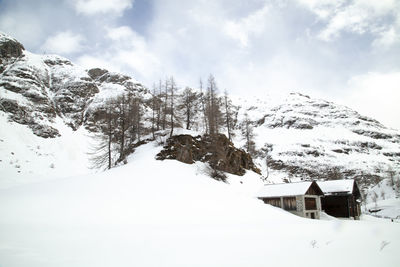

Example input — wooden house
[257,181,324,219]
[317,179,361,219]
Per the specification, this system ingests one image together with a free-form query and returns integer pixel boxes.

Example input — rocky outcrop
[0,33,151,137]
[0,33,24,59]
[0,98,60,138]
[156,134,260,176]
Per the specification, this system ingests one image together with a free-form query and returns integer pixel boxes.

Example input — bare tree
[162,79,168,130]
[157,80,163,131]
[223,90,233,141]
[360,190,368,212]
[206,74,223,136]
[115,94,130,161]
[199,78,208,134]
[89,100,117,170]
[180,87,199,130]
[151,84,162,138]
[242,112,256,156]
[151,84,157,139]
[325,166,344,180]
[372,191,378,208]
[169,76,177,137]
[396,178,400,197]
[387,166,396,187]
[127,95,143,144]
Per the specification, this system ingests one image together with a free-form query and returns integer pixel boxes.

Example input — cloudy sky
[1,0,399,129]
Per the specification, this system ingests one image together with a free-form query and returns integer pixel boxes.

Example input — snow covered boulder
[157,134,261,176]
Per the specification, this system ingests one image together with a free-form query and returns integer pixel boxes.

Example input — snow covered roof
[257,181,315,198]
[317,179,355,195]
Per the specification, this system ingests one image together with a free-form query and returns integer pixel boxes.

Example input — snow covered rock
[0,32,24,62]
[157,134,261,176]
[0,32,150,136]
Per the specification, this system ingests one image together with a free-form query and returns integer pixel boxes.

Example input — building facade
[317,179,361,219]
[257,181,324,219]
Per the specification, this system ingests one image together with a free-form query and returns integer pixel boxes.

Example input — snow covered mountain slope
[0,141,399,267]
[0,32,151,188]
[0,32,150,136]
[233,93,400,190]
[0,111,91,188]
[1,32,399,203]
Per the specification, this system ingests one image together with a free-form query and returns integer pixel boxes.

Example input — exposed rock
[0,33,24,59]
[156,134,260,176]
[53,80,99,130]
[352,129,392,140]
[29,124,60,138]
[88,68,108,80]
[43,56,73,67]
[0,33,151,137]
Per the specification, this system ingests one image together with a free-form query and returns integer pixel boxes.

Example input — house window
[283,197,296,210]
[305,197,317,210]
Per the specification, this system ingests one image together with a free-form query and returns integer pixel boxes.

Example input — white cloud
[73,0,133,16]
[106,26,136,41]
[223,4,270,48]
[106,26,161,76]
[372,26,400,49]
[77,55,119,71]
[298,0,400,45]
[77,25,161,81]
[340,72,400,130]
[2,0,399,129]
[41,31,85,55]
[0,4,49,48]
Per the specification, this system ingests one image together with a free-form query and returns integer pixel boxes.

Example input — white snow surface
[317,179,355,195]
[0,141,399,267]
[0,111,91,189]
[364,178,400,219]
[257,181,313,197]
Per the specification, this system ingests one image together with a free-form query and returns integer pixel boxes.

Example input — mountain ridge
[1,32,399,193]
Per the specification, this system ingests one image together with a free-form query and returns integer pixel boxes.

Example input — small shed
[257,181,324,219]
[317,179,361,219]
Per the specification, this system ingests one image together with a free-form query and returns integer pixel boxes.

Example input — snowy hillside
[1,31,400,267]
[0,141,399,267]
[0,111,91,189]
[232,93,400,188]
[364,178,400,219]
[0,31,150,136]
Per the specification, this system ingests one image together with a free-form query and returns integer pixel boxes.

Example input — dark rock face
[157,134,260,176]
[0,36,24,59]
[52,79,99,130]
[43,57,73,67]
[0,98,60,138]
[352,129,392,140]
[30,124,60,138]
[88,68,108,80]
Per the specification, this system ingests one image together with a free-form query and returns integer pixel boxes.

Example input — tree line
[90,74,256,170]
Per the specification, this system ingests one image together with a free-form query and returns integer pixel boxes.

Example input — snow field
[0,141,399,267]
[0,112,91,188]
